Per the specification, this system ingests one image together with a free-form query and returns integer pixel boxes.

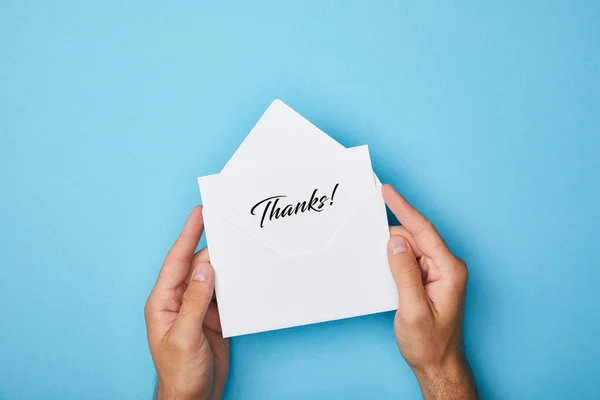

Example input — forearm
[414,356,479,400]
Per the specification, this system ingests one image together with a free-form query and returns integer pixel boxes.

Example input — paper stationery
[198,100,397,337]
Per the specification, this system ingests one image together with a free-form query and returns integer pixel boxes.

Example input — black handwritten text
[250,183,339,228]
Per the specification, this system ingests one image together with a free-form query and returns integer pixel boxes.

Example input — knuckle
[401,259,421,276]
[425,219,435,230]
[455,256,467,268]
[168,331,196,353]
[143,297,154,320]
[451,258,469,285]
[399,306,431,328]
[414,220,434,239]
[181,287,203,305]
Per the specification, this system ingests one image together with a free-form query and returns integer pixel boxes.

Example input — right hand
[382,184,479,400]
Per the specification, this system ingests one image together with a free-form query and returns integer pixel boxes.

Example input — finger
[155,206,204,291]
[173,262,214,335]
[193,246,210,263]
[387,236,429,313]
[190,248,216,300]
[184,247,210,286]
[382,184,453,262]
[203,302,223,334]
[389,226,423,258]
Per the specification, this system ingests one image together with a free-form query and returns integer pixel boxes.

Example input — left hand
[144,206,229,400]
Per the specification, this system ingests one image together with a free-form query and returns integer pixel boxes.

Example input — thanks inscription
[250,183,339,228]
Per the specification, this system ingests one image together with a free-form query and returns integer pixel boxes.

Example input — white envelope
[198,100,397,337]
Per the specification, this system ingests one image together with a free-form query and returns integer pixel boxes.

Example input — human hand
[382,185,478,400]
[144,207,229,400]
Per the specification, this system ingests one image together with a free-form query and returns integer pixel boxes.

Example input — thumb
[174,262,214,334]
[387,236,428,311]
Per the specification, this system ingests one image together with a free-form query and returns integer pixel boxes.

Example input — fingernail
[193,264,209,282]
[389,237,408,255]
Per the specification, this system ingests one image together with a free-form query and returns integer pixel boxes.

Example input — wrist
[156,384,208,400]
[413,353,479,400]
[414,352,467,383]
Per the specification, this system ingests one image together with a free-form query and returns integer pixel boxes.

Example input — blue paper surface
[1,1,599,399]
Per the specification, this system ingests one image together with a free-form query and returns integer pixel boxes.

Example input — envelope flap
[199,146,376,257]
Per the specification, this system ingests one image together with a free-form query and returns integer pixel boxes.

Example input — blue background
[1,1,599,399]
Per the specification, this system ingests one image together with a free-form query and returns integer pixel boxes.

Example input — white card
[222,99,381,186]
[198,100,397,337]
